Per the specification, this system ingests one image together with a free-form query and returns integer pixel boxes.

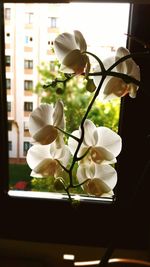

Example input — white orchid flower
[68,119,122,165]
[28,100,65,145]
[94,47,140,101]
[77,163,117,197]
[26,141,71,178]
[54,30,90,75]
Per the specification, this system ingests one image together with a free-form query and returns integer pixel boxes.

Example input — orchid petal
[54,32,77,61]
[54,31,88,75]
[68,130,81,155]
[29,104,53,137]
[94,164,117,189]
[53,100,65,129]
[50,142,71,167]
[96,126,122,157]
[77,163,117,196]
[115,47,133,74]
[62,49,87,74]
[32,125,58,145]
[26,144,51,170]
[74,30,87,52]
[94,47,140,101]
[85,179,111,196]
[83,119,97,146]
[33,158,59,177]
[90,146,115,164]
[103,77,129,99]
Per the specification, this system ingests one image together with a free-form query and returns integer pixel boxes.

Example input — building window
[23,141,31,156]
[5,55,11,67]
[4,8,11,20]
[25,12,34,24]
[8,121,12,131]
[24,102,33,112]
[24,80,33,90]
[7,101,11,112]
[24,60,33,69]
[8,141,12,151]
[24,121,29,131]
[6,78,11,90]
[24,36,33,45]
[48,17,58,28]
[49,61,56,71]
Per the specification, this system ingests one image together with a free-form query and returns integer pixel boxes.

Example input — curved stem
[85,51,106,73]
[107,51,149,72]
[68,75,106,186]
[76,147,91,161]
[55,126,80,142]
[88,71,140,86]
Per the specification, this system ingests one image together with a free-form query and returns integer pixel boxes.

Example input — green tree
[35,60,120,134]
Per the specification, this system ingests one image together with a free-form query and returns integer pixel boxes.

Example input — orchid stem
[55,126,80,142]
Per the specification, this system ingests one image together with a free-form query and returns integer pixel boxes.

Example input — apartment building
[5,3,60,162]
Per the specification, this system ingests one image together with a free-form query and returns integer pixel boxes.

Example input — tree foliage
[35,60,120,134]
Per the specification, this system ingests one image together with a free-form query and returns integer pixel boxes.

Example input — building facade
[5,3,60,162]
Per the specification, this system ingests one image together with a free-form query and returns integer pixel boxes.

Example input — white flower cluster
[26,30,140,197]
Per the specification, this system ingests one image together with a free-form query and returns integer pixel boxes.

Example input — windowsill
[8,190,113,204]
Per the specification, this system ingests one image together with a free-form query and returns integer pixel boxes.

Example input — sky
[59,3,130,57]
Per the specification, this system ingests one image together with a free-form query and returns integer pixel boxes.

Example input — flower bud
[86,78,96,92]
[56,87,64,94]
[54,177,65,190]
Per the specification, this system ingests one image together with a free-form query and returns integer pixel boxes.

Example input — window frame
[24,80,33,90]
[0,2,150,252]
[5,55,11,66]
[24,101,33,111]
[24,59,33,69]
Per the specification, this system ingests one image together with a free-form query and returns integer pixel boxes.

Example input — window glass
[24,101,33,111]
[25,12,34,24]
[5,3,130,199]
[6,78,11,89]
[24,59,33,69]
[4,7,11,20]
[7,101,11,112]
[24,80,33,90]
[5,55,11,66]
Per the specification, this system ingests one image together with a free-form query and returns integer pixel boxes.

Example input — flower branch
[27,30,140,199]
[55,126,80,142]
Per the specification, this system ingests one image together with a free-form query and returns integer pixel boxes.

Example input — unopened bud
[54,177,65,190]
[86,79,96,92]
[56,87,63,94]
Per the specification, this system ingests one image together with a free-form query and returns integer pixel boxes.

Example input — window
[4,7,11,20]
[24,101,33,112]
[8,121,12,131]
[48,17,58,28]
[49,60,56,71]
[24,60,33,69]
[24,80,33,90]
[8,141,12,151]
[1,3,150,253]
[23,141,31,156]
[7,101,11,112]
[25,12,34,24]
[24,36,33,45]
[6,78,11,89]
[24,121,29,131]
[5,55,11,67]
